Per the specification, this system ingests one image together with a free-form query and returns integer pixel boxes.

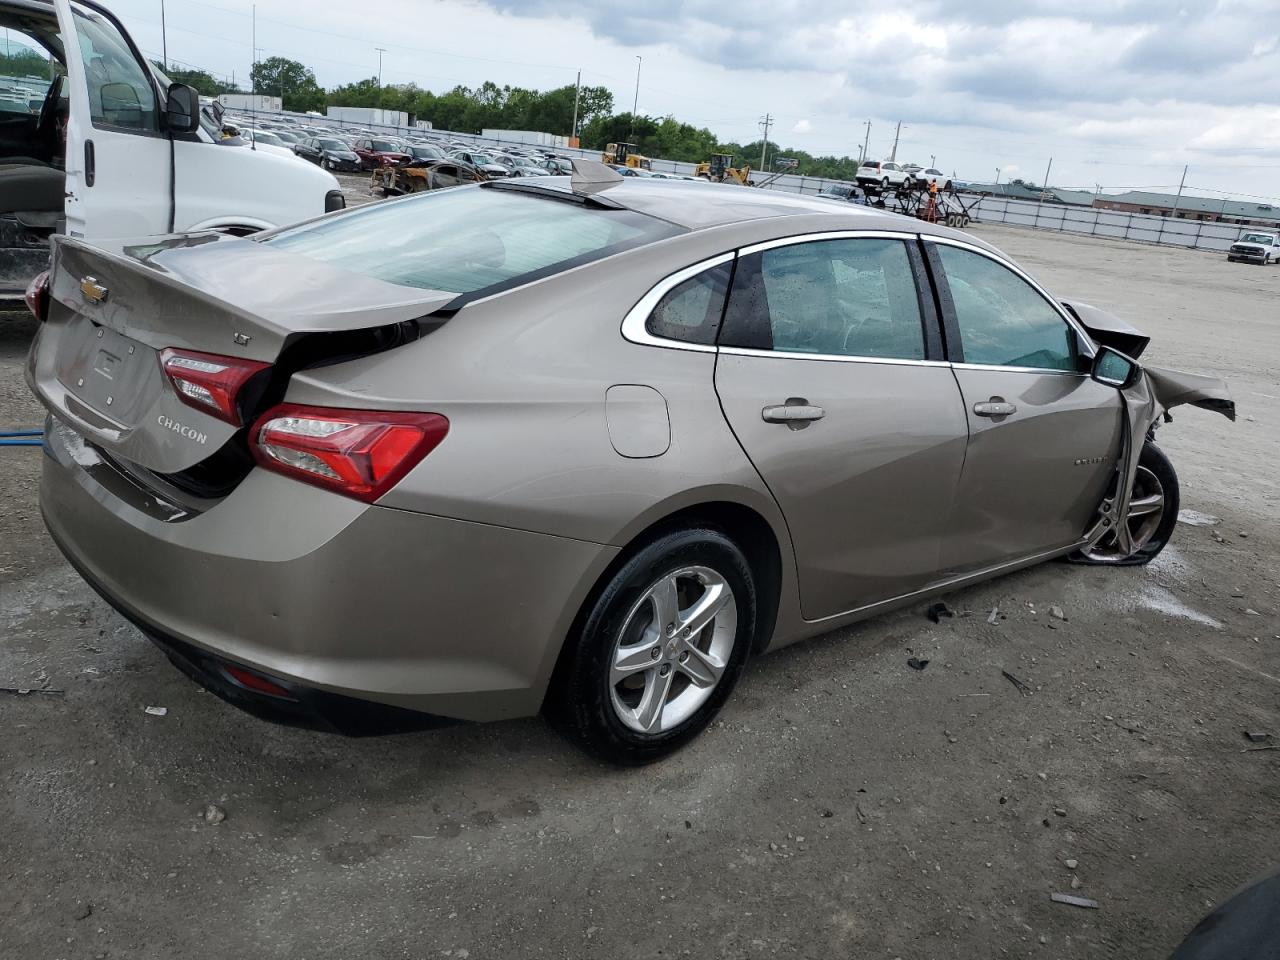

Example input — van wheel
[1076,441,1179,565]
[546,529,756,765]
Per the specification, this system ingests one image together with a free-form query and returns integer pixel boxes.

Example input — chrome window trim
[738,229,920,257]
[718,346,948,368]
[619,252,735,353]
[951,362,1086,378]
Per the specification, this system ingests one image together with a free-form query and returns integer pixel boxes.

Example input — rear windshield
[263,184,683,295]
[371,139,399,151]
[318,138,347,150]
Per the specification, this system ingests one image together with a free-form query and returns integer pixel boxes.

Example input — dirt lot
[2,222,1277,959]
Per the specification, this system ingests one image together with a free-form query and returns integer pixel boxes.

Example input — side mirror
[164,82,200,134]
[1091,345,1141,389]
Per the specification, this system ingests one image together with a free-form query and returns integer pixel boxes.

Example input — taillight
[160,348,271,426]
[250,404,449,503]
[24,270,49,322]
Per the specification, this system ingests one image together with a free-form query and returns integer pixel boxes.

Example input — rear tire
[546,529,756,765]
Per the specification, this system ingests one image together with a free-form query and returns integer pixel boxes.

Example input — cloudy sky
[102,0,1280,197]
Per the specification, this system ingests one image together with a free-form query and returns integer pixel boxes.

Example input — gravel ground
[1,222,1277,959]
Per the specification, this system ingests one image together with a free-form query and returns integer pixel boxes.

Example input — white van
[0,0,344,302]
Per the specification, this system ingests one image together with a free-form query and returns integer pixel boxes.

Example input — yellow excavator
[601,142,653,170]
[694,153,751,185]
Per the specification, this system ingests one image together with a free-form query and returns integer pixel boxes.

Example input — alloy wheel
[608,566,737,734]
[1082,465,1166,561]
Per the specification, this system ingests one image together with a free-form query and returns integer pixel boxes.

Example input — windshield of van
[263,184,683,295]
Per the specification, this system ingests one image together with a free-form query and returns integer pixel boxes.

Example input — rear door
[714,232,969,620]
[924,238,1122,576]
[54,0,172,238]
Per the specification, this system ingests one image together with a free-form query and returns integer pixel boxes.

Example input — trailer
[859,180,980,228]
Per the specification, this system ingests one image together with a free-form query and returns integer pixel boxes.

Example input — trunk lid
[28,232,456,475]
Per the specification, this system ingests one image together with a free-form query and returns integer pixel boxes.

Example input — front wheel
[546,529,757,765]
[1078,441,1179,565]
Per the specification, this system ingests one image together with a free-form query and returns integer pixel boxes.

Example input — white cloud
[791,119,812,134]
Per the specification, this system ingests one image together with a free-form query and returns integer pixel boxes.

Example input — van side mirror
[1091,346,1140,389]
[164,82,200,134]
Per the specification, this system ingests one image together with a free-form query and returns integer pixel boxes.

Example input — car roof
[527,177,952,233]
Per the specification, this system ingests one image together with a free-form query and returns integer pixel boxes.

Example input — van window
[68,2,157,131]
[264,184,684,295]
[0,27,60,119]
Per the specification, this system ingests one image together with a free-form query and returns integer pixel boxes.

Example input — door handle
[84,139,95,187]
[973,397,1016,418]
[762,401,826,424]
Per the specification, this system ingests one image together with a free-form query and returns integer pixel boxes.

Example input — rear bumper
[40,419,618,723]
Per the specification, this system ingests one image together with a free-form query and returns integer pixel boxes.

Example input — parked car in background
[1227,232,1280,264]
[541,157,574,175]
[907,167,953,191]
[28,169,1232,764]
[405,143,450,164]
[352,137,412,170]
[449,150,512,180]
[294,137,362,172]
[818,183,868,204]
[855,160,911,189]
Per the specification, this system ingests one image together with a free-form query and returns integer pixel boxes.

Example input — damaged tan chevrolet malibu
[25,162,1235,764]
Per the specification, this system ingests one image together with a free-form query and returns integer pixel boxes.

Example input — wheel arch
[542,497,790,715]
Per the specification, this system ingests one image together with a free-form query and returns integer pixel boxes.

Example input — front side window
[719,238,926,360]
[645,262,731,345]
[265,185,682,295]
[935,244,1075,371]
[68,2,157,131]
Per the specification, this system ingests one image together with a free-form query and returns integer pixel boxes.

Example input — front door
[714,234,969,620]
[925,240,1123,576]
[54,0,172,238]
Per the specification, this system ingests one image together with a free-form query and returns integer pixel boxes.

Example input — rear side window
[719,238,926,360]
[264,185,683,295]
[646,262,731,345]
[934,244,1075,371]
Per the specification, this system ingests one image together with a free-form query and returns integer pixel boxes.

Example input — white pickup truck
[1226,232,1280,265]
[0,0,343,303]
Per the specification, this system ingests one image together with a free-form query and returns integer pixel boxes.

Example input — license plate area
[54,313,163,426]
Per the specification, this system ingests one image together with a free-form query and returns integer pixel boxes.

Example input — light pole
[930,154,935,168]
[628,55,641,140]
[376,47,386,108]
[994,167,1001,194]
[860,120,871,165]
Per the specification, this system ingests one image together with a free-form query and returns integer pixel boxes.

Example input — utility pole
[759,113,772,173]
[249,5,256,147]
[994,167,1001,192]
[860,120,871,165]
[628,56,641,139]
[571,69,580,139]
[930,153,935,168]
[1040,157,1053,202]
[1171,164,1188,218]
[376,47,386,108]
[160,0,168,69]
[890,120,902,161]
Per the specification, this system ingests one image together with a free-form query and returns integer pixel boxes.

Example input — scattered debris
[202,804,226,825]
[1176,509,1221,527]
[1001,670,1033,697]
[1051,893,1099,909]
[73,902,93,921]
[907,657,930,671]
[1070,875,1083,890]
[1245,609,1261,616]
[987,607,1000,625]
[0,687,65,696]
[1212,532,1227,543]
[1244,731,1272,743]
[1065,858,1079,869]
[1050,605,1067,621]
[143,705,168,717]
[926,602,954,624]
[1244,746,1279,753]
[1238,532,1249,539]
[1054,808,1068,817]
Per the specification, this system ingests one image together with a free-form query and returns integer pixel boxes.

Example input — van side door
[54,0,172,238]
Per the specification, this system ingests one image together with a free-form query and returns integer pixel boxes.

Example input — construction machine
[601,142,653,170]
[694,153,752,185]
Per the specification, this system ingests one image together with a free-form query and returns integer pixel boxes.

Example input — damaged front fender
[1078,360,1235,563]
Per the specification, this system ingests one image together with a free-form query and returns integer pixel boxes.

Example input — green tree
[249,56,324,112]
[153,63,231,97]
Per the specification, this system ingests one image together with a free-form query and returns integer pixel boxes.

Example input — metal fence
[967,196,1252,252]
[268,112,1266,251]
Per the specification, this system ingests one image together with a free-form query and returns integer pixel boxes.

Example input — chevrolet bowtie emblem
[80,276,108,303]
